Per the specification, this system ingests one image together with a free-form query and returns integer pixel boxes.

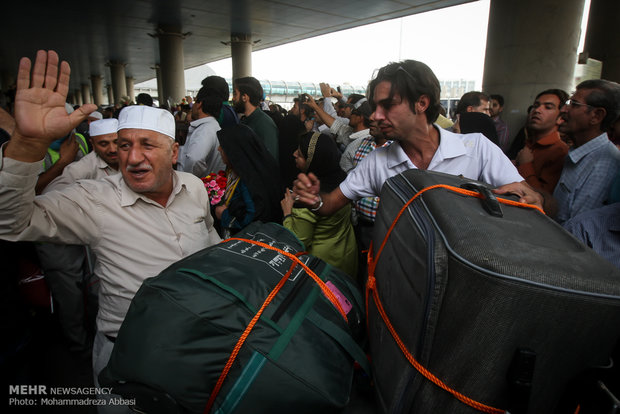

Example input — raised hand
[7,50,97,162]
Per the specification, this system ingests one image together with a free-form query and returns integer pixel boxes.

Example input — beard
[233,100,246,114]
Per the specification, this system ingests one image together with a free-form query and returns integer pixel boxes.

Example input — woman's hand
[215,204,227,219]
[281,188,295,216]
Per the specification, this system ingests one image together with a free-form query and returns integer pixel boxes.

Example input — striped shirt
[553,133,620,224]
[352,137,392,222]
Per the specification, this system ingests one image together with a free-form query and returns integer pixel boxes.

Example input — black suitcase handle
[460,182,504,218]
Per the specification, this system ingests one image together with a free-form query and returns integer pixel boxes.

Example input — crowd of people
[1,49,619,412]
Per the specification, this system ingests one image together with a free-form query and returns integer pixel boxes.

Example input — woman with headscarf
[281,132,358,278]
[215,124,282,237]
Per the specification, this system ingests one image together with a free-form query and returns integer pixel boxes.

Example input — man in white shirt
[177,85,225,177]
[294,59,542,213]
[0,50,220,412]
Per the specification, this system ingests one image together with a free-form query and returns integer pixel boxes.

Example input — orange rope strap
[204,238,349,413]
[204,254,301,413]
[366,183,542,414]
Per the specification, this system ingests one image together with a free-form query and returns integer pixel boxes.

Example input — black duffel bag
[100,222,368,414]
[367,169,620,414]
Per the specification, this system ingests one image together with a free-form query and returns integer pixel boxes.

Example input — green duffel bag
[99,222,368,414]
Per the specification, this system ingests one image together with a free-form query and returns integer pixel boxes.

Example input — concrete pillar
[67,92,76,106]
[231,33,253,81]
[152,26,188,108]
[91,75,104,107]
[582,0,620,83]
[106,85,114,107]
[108,62,127,105]
[126,77,135,103]
[482,0,585,140]
[81,83,92,105]
[153,65,164,105]
[74,90,83,106]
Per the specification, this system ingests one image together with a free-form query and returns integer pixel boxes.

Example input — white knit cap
[89,119,118,137]
[89,111,103,120]
[117,105,175,140]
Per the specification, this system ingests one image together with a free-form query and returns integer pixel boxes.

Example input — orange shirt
[517,131,568,193]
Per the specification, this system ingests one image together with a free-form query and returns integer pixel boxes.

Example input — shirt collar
[387,126,466,169]
[189,116,215,128]
[95,154,116,173]
[534,130,562,147]
[431,126,467,165]
[568,132,609,163]
[119,171,189,207]
[386,141,413,169]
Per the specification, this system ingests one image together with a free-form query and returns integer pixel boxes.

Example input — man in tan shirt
[0,50,220,412]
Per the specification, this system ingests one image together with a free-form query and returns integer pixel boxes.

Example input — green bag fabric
[99,222,367,414]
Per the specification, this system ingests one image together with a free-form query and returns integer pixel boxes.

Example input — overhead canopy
[1,0,473,90]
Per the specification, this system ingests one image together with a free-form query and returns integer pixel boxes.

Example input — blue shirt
[564,202,620,270]
[553,133,620,224]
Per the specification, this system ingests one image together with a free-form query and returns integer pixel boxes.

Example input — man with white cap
[45,118,120,191]
[87,110,103,124]
[0,50,221,412]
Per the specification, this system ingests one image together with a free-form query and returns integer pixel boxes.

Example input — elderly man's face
[117,128,178,203]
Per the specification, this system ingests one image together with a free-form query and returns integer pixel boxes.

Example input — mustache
[126,163,153,172]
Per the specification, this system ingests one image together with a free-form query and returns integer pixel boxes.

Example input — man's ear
[171,141,179,164]
[590,107,607,127]
[416,95,430,114]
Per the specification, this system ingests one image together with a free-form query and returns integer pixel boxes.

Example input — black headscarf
[459,112,499,146]
[298,132,346,193]
[217,124,283,224]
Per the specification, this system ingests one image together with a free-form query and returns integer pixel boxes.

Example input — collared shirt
[517,130,568,194]
[0,149,221,335]
[340,126,523,200]
[564,202,620,270]
[330,118,359,149]
[339,129,373,173]
[553,133,620,224]
[44,151,118,193]
[177,116,224,178]
[240,108,279,162]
